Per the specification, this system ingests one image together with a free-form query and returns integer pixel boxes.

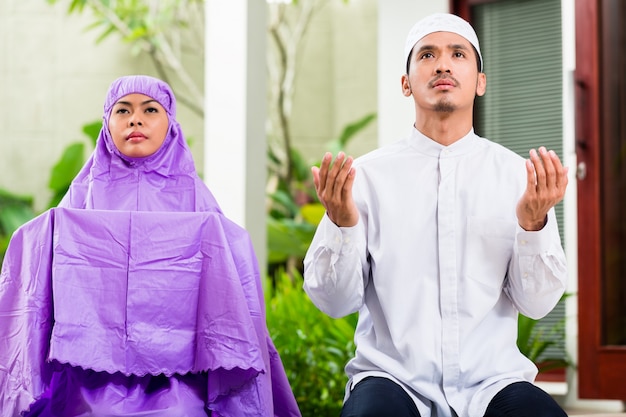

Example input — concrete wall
[289,0,379,162]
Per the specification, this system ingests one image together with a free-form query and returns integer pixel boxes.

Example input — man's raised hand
[311,152,359,227]
[516,147,568,231]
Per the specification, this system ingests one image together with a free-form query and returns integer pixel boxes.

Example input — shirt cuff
[319,213,359,254]
[515,213,559,255]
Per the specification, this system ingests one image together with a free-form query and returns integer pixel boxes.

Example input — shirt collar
[408,125,478,157]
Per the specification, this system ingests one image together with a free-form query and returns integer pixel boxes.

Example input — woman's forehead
[114,93,163,106]
[105,75,176,116]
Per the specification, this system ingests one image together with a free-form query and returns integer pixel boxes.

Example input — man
[303,13,568,417]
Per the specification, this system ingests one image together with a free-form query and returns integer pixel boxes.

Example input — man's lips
[430,76,457,89]
[433,80,455,89]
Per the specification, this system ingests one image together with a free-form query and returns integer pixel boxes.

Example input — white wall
[290,0,379,162]
[377,0,448,146]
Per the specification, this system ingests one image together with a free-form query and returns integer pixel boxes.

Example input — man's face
[402,31,486,113]
[108,93,169,158]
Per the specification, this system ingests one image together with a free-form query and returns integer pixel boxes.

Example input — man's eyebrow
[449,43,470,51]
[416,44,438,54]
[416,43,470,53]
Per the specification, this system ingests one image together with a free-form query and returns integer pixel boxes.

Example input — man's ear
[401,74,412,97]
[476,72,487,97]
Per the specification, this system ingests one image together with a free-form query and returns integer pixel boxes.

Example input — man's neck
[414,110,473,146]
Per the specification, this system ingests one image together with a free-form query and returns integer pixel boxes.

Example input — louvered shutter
[473,0,566,365]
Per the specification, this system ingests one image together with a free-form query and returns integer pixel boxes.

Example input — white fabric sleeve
[506,208,568,319]
[302,213,368,318]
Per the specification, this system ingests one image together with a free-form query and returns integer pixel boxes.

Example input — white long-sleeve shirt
[303,127,567,417]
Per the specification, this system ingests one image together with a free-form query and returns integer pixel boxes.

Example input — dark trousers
[340,377,567,417]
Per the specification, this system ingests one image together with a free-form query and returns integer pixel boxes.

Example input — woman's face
[108,93,169,158]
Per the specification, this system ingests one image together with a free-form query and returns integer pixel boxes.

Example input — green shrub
[265,271,357,416]
[517,293,573,373]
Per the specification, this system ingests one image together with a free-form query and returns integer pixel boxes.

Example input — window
[472,0,566,366]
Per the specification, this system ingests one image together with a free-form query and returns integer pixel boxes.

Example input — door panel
[576,0,626,400]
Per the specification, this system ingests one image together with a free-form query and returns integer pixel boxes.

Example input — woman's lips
[127,132,147,142]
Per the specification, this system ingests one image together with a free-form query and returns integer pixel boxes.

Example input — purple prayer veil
[0,75,302,417]
[59,75,221,213]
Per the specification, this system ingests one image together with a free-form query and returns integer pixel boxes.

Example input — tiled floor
[534,381,625,416]
[563,403,626,415]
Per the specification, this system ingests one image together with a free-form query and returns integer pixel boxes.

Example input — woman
[0,75,301,417]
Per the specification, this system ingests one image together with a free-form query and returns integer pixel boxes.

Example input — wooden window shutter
[473,0,566,366]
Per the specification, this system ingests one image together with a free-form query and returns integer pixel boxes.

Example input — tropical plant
[267,112,376,280]
[517,294,573,373]
[46,121,101,207]
[0,191,36,261]
[265,269,357,415]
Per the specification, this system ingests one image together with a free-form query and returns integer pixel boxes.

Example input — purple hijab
[0,76,301,417]
[59,75,220,212]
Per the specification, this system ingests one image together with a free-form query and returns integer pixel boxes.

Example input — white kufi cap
[404,13,483,72]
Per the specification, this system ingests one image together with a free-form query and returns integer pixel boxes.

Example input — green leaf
[267,217,316,263]
[300,203,325,226]
[269,189,299,218]
[48,143,85,192]
[0,204,35,237]
[290,147,312,182]
[95,25,118,44]
[82,120,102,147]
[68,0,88,14]
[517,293,573,371]
[328,112,376,155]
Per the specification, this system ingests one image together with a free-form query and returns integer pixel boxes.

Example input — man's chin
[433,101,456,113]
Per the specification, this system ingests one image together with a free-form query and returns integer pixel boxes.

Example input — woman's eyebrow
[113,99,158,106]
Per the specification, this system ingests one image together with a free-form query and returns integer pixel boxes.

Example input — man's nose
[435,57,452,74]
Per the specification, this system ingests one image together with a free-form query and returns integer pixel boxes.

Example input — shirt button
[520,240,527,245]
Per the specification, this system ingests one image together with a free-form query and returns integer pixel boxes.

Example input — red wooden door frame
[574,0,603,400]
[576,0,626,399]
